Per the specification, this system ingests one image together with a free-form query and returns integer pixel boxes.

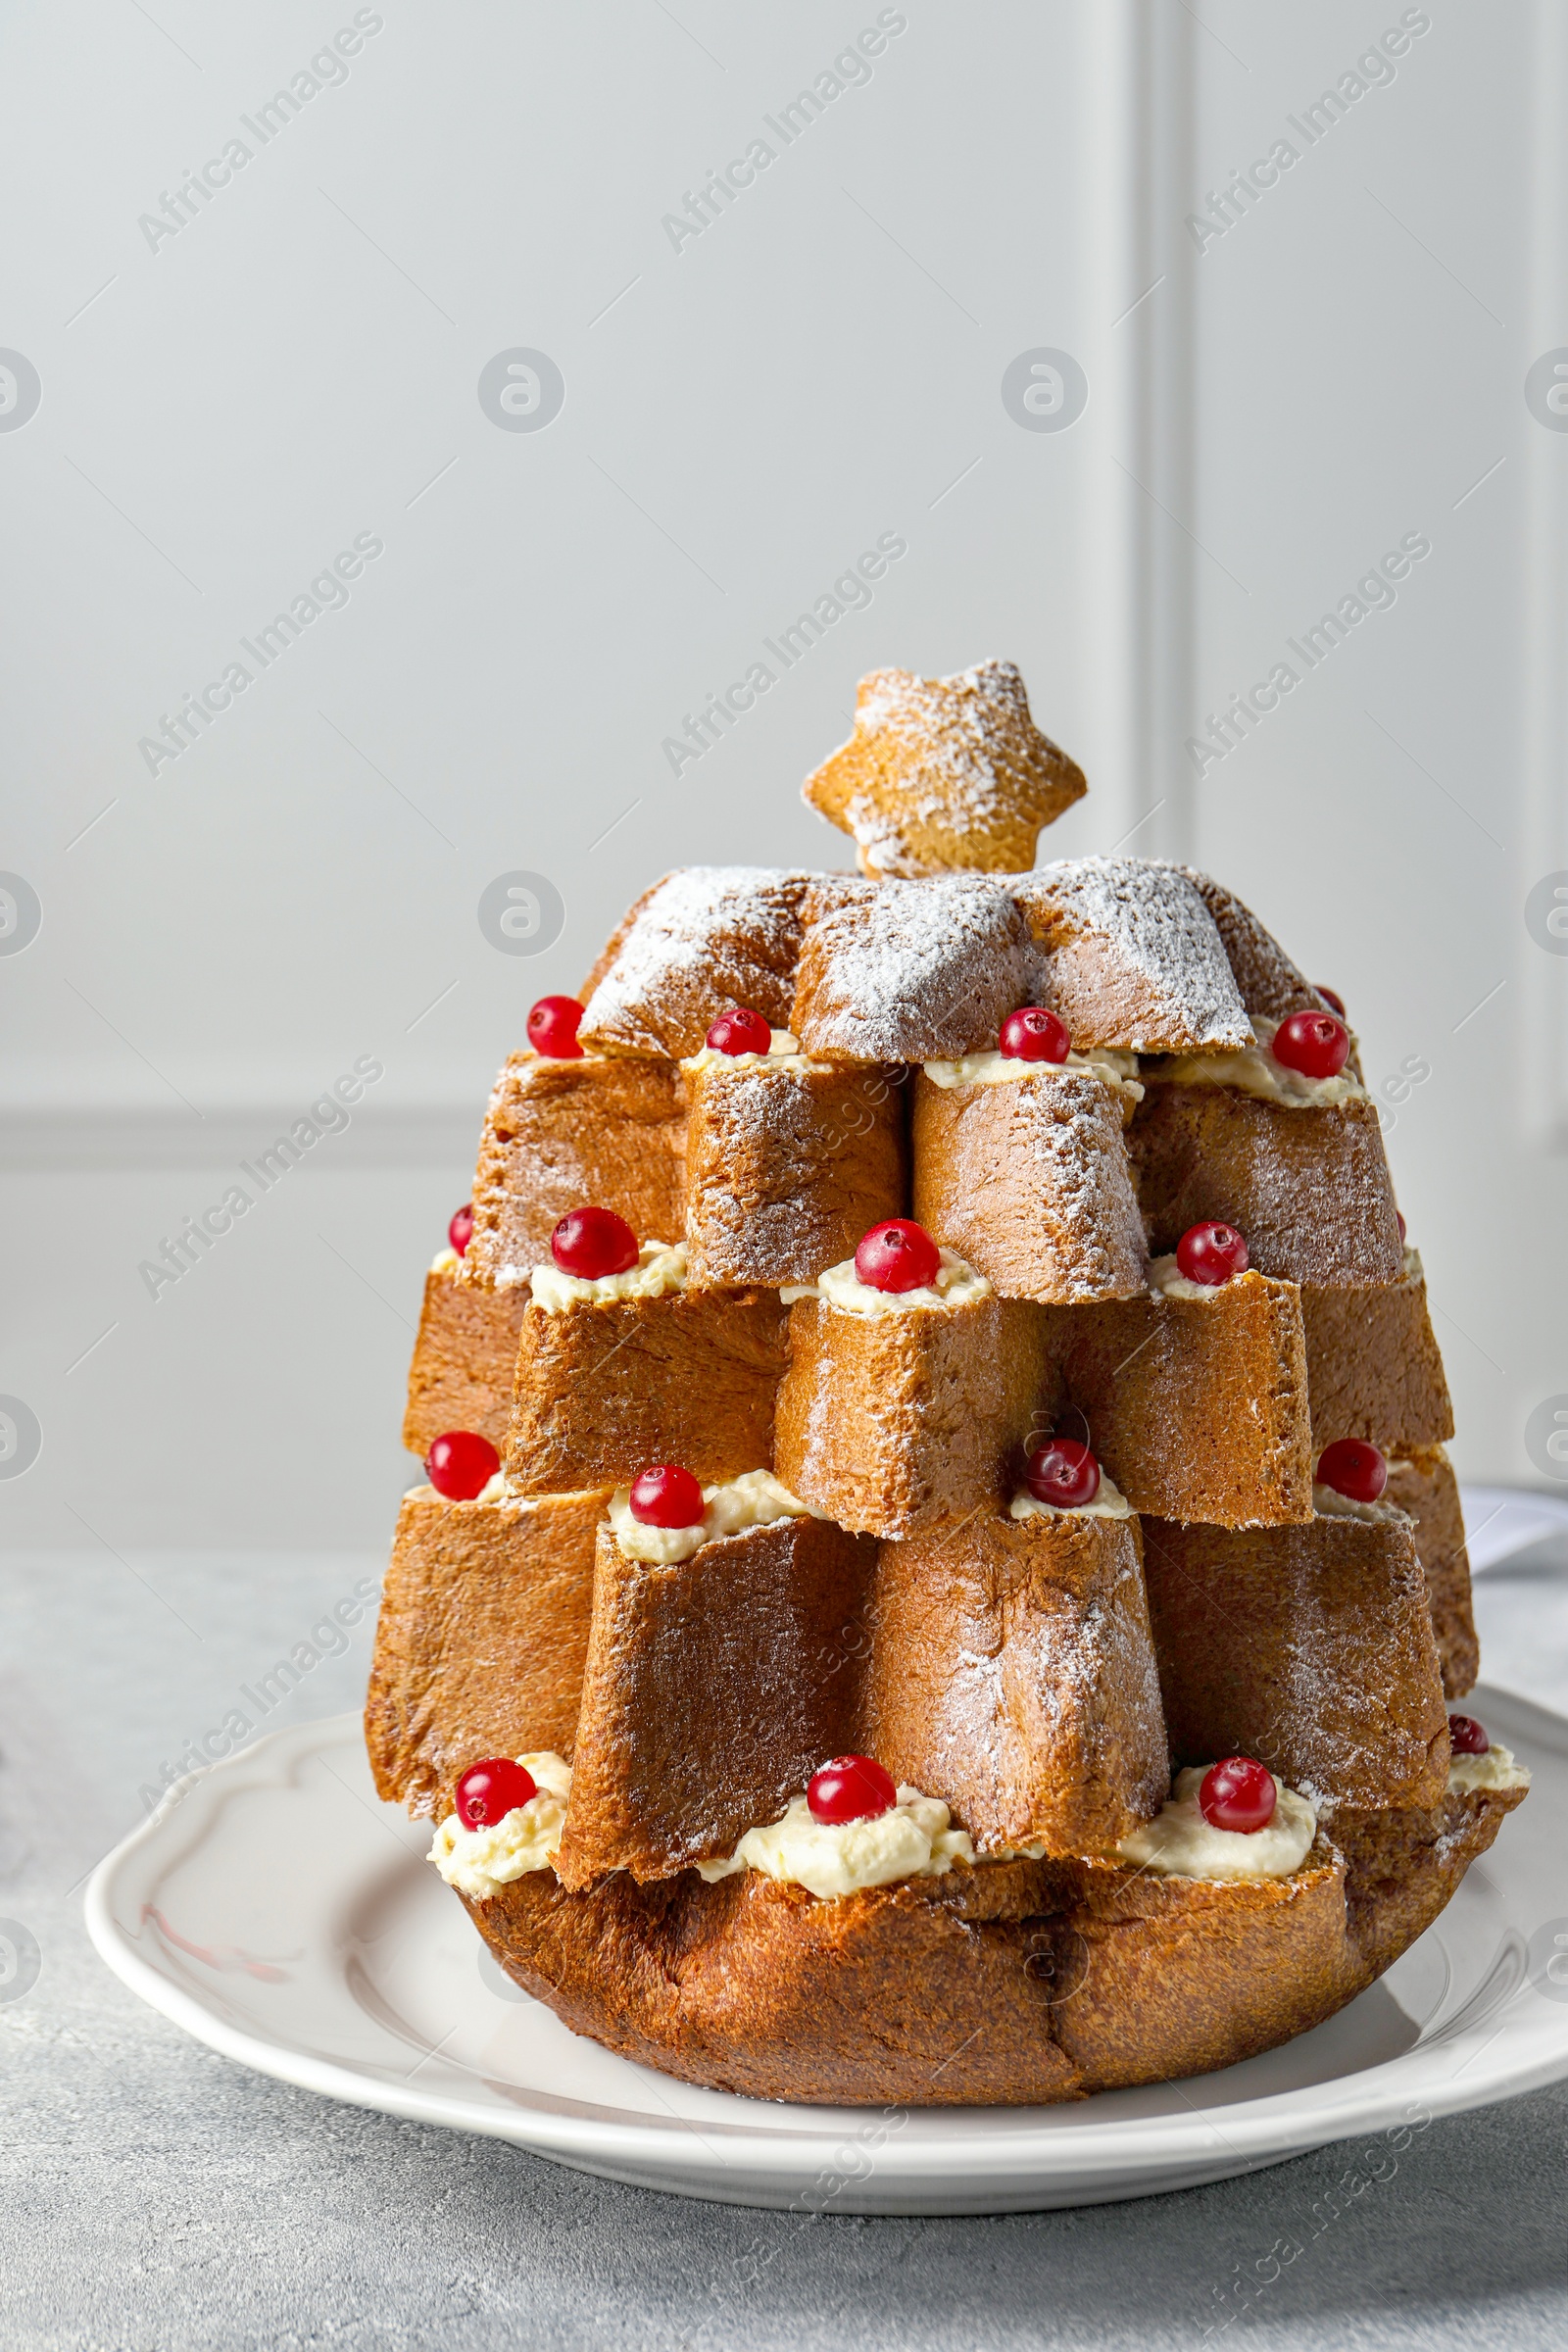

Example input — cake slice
[773,1249,1054,1539]
[790,876,1033,1062]
[1301,1249,1454,1448]
[1139,1512,1450,1809]
[1384,1445,1479,1697]
[577,868,809,1057]
[1060,1266,1313,1527]
[366,1482,609,1812]
[402,1250,528,1458]
[555,1498,876,1886]
[464,1051,687,1291]
[682,1035,906,1287]
[1011,858,1253,1053]
[861,1507,1167,1853]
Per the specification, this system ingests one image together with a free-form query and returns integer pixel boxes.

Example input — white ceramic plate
[1459,1483,1568,1572]
[86,1692,1568,2215]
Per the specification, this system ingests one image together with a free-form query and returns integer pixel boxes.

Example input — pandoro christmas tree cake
[366,659,1528,2106]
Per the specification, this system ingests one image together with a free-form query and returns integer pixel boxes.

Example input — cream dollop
[1115,1766,1317,1881]
[609,1469,822,1564]
[922,1046,1143,1102]
[1312,1482,1411,1526]
[430,1245,461,1274]
[698,1786,974,1899]
[1146,1252,1243,1303]
[529,1239,687,1314]
[1009,1469,1134,1523]
[782,1246,991,1317]
[1447,1743,1531,1795]
[1155,1015,1368,1108]
[427,1752,572,1899]
[682,1026,828,1075]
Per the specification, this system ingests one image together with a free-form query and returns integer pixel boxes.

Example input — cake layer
[1301,1262,1454,1448]
[1140,1513,1450,1809]
[790,876,1033,1062]
[578,868,809,1057]
[774,1291,1053,1539]
[1386,1446,1478,1698]
[556,1516,876,1887]
[1013,858,1253,1053]
[861,1511,1167,1854]
[1178,867,1332,1023]
[401,1257,527,1457]
[1060,1271,1313,1528]
[910,1064,1147,1303]
[464,1783,1521,2105]
[464,1052,687,1290]
[1128,1085,1403,1287]
[507,1289,789,1494]
[365,1484,608,1812]
[684,1056,906,1287]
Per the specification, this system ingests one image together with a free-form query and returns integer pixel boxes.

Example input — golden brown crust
[1178,868,1330,1021]
[790,877,1033,1062]
[464,1054,686,1289]
[773,1294,1054,1539]
[1139,1513,1450,1809]
[910,1068,1147,1303]
[683,1059,907,1287]
[462,1786,1521,2105]
[401,1260,527,1457]
[1128,1085,1403,1286]
[365,1486,609,1810]
[1301,1269,1454,1449]
[861,1513,1168,1853]
[1385,1446,1478,1698]
[802,661,1086,879]
[556,1517,877,1887]
[1060,1272,1314,1528]
[577,868,810,1057]
[506,1289,789,1494]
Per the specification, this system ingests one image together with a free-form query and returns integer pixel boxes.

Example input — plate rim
[84,1690,1568,2192]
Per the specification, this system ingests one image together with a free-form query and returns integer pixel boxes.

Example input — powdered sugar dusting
[792,875,1032,1059]
[579,868,809,1056]
[1021,858,1252,1050]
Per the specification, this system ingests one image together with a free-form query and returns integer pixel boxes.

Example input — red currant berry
[1271,1010,1349,1081]
[1315,1438,1388,1503]
[1199,1756,1277,1834]
[1316,986,1347,1017]
[1025,1438,1101,1509]
[628,1463,705,1528]
[1175,1221,1249,1286]
[527,996,585,1059]
[999,1005,1071,1063]
[550,1205,639,1279]
[448,1202,474,1256]
[1397,1210,1407,1244]
[426,1430,501,1501]
[456,1757,537,1829]
[1447,1713,1490,1756]
[808,1754,898,1826]
[855,1218,941,1294]
[706,1006,772,1055]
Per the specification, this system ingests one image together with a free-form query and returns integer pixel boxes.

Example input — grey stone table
[3,1538,1565,2352]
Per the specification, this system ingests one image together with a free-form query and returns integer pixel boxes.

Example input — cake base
[463,1785,1522,2107]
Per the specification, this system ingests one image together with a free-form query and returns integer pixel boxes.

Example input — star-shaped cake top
[802,659,1087,878]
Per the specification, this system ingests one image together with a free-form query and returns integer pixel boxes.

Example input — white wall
[2,0,1564,1551]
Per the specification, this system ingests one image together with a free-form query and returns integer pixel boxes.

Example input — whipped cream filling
[1115,1766,1317,1881]
[428,1752,572,1899]
[682,1027,829,1076]
[1146,1251,1245,1303]
[698,1786,975,1899]
[922,1046,1144,1102]
[1402,1244,1423,1283]
[1009,1469,1134,1523]
[1153,1015,1368,1109]
[529,1239,686,1313]
[609,1469,823,1564]
[1447,1743,1530,1795]
[782,1247,991,1317]
[1312,1483,1411,1526]
[430,1245,461,1275]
